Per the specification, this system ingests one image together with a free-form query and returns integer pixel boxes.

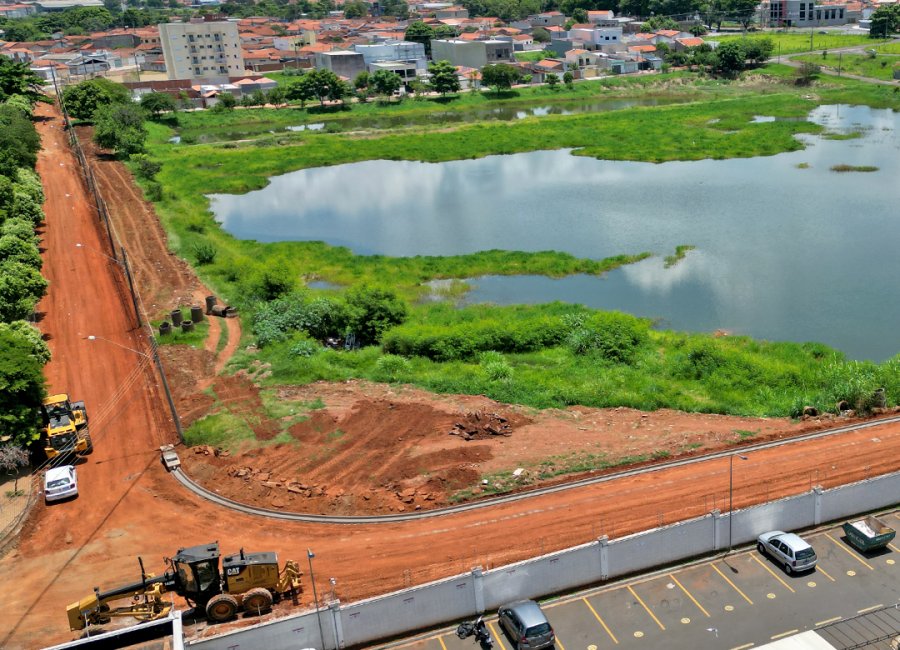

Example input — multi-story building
[159,18,244,82]
[763,0,849,27]
[430,39,513,69]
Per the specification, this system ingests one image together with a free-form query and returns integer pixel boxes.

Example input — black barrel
[170,309,183,326]
[181,320,194,333]
[159,321,172,336]
[205,295,217,314]
[190,305,203,322]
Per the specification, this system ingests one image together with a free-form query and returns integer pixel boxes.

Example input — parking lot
[380,512,900,650]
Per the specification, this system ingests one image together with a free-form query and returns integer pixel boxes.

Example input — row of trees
[655,37,773,75]
[0,57,51,449]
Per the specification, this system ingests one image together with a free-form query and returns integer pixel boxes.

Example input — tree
[353,70,370,92]
[546,72,560,89]
[0,57,44,105]
[217,92,237,110]
[714,39,746,76]
[572,7,588,22]
[0,235,41,270]
[481,63,520,95]
[869,4,900,38]
[532,27,551,43]
[640,15,680,31]
[286,76,315,107]
[293,68,346,107]
[428,59,461,96]
[0,444,30,492]
[267,86,286,106]
[0,104,40,177]
[723,0,763,28]
[563,70,574,87]
[92,103,147,157]
[61,77,131,120]
[139,91,177,119]
[0,260,48,322]
[0,327,46,446]
[370,69,402,99]
[743,38,773,65]
[343,0,368,17]
[405,21,436,55]
[344,286,408,346]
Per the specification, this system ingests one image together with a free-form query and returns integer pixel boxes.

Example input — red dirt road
[1,103,898,650]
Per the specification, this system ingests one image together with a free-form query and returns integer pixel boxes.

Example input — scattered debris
[448,411,513,441]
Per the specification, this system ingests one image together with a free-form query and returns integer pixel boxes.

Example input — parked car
[757,530,817,574]
[44,465,78,503]
[497,600,555,650]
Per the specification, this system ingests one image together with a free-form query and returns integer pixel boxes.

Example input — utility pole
[837,51,842,76]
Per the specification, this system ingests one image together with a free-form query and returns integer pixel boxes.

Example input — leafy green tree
[216,92,237,110]
[131,154,161,180]
[0,57,44,104]
[532,27,551,43]
[869,4,900,38]
[563,70,574,86]
[640,15,680,31]
[139,91,177,119]
[92,103,147,156]
[0,235,41,270]
[293,68,346,107]
[0,320,50,364]
[0,104,40,178]
[723,0,763,28]
[428,59,460,95]
[343,0,368,17]
[714,39,746,76]
[344,286,408,346]
[286,76,314,107]
[0,218,39,246]
[546,72,560,89]
[354,70,370,92]
[743,38,773,65]
[405,21,436,55]
[0,326,46,446]
[481,63,520,95]
[62,77,131,120]
[266,86,286,106]
[572,8,588,22]
[0,260,48,321]
[370,69,402,98]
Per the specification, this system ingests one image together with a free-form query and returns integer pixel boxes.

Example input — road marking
[730,644,755,650]
[888,543,899,553]
[771,629,799,640]
[669,573,711,618]
[807,581,816,588]
[816,565,836,582]
[766,593,777,600]
[438,635,448,650]
[634,631,644,638]
[554,633,566,650]
[628,585,665,630]
[712,563,754,605]
[751,554,796,593]
[816,616,842,627]
[488,621,507,650]
[826,533,875,570]
[858,604,883,614]
[582,597,618,645]
[887,559,895,566]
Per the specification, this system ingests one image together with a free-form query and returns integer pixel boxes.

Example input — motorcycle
[456,615,493,650]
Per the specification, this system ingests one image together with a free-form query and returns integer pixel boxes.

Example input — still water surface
[210,105,900,360]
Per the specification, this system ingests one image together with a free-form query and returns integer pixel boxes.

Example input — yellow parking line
[582,597,619,645]
[712,562,754,605]
[751,554,796,593]
[858,604,883,614]
[826,533,875,570]
[816,616,842,627]
[438,635,449,650]
[731,644,755,650]
[628,585,665,630]
[816,565,836,582]
[771,629,799,641]
[554,634,566,650]
[488,621,507,650]
[888,543,899,553]
[669,573,710,618]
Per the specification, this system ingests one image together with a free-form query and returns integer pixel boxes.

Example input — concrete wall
[189,470,900,650]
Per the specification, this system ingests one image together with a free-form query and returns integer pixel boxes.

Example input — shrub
[289,333,322,358]
[252,267,295,301]
[565,312,649,364]
[673,339,727,379]
[145,181,163,202]
[192,241,217,265]
[132,154,162,180]
[253,292,347,347]
[374,354,411,382]
[480,351,513,382]
[345,286,407,347]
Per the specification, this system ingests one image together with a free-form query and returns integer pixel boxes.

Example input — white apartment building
[159,19,244,82]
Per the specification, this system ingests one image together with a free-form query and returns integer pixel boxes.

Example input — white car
[757,530,817,574]
[44,465,78,503]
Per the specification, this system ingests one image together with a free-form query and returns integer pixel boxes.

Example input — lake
[209,105,900,361]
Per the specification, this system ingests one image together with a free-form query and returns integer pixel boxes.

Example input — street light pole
[308,549,326,650]
[728,453,749,552]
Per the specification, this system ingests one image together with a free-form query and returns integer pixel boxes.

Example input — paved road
[381,513,900,650]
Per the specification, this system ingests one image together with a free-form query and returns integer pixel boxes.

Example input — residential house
[435,5,468,18]
[567,24,624,50]
[430,38,513,68]
[672,36,706,51]
[530,11,566,27]
[314,49,366,79]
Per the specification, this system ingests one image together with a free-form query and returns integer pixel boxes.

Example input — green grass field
[795,52,900,81]
[714,31,886,55]
[138,69,900,421]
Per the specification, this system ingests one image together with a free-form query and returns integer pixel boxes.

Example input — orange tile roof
[628,44,656,52]
[675,37,704,47]
[655,29,681,36]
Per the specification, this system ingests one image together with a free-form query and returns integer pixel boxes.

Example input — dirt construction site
[1,103,899,649]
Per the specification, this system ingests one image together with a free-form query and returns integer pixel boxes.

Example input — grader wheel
[242,587,274,615]
[205,593,239,622]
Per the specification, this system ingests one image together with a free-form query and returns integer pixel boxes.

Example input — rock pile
[448,411,513,441]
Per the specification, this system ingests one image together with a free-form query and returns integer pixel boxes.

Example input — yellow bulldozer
[67,542,303,631]
[41,394,92,460]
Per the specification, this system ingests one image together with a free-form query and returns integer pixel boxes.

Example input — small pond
[209,105,900,361]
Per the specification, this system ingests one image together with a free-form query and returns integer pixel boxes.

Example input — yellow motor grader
[41,394,91,459]
[67,542,303,631]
